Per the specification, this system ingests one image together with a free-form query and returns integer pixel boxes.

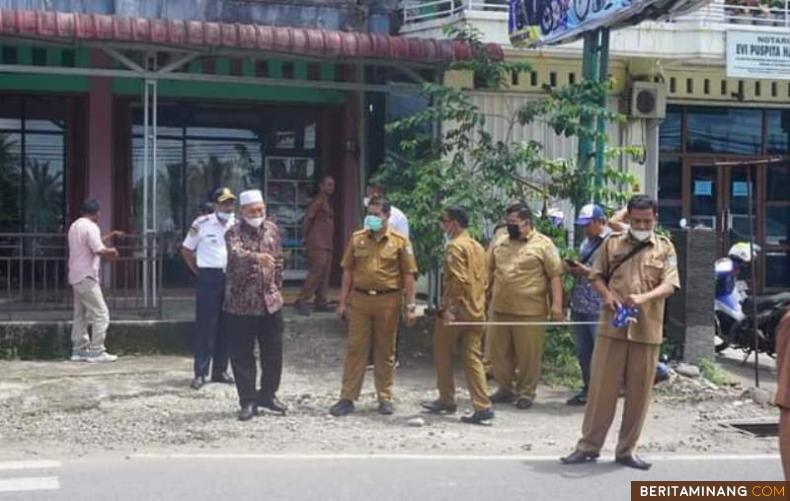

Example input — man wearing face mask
[421,206,493,425]
[561,194,679,471]
[181,187,237,389]
[329,196,418,417]
[223,189,287,421]
[364,183,410,239]
[487,204,564,410]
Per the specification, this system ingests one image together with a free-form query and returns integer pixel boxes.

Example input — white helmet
[728,242,760,263]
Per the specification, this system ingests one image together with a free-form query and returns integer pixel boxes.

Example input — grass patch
[698,357,728,386]
[542,327,582,389]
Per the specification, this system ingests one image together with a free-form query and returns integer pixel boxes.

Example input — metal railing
[0,233,162,314]
[400,0,790,28]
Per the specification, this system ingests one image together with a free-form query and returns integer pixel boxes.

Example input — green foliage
[699,358,729,386]
[374,26,637,274]
[542,327,582,389]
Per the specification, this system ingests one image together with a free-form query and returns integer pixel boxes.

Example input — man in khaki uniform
[329,197,418,416]
[296,175,335,315]
[775,308,790,480]
[421,206,494,425]
[488,205,564,409]
[562,195,680,471]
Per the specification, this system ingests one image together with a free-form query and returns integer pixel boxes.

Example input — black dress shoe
[560,450,600,465]
[566,392,587,406]
[190,376,206,390]
[420,400,458,414]
[378,400,394,415]
[295,303,311,316]
[514,397,534,409]
[460,408,494,425]
[329,399,355,417]
[238,404,258,422]
[259,396,288,415]
[211,372,234,384]
[314,303,334,313]
[489,389,515,404]
[616,455,652,470]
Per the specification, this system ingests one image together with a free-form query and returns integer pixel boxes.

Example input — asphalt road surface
[0,454,783,500]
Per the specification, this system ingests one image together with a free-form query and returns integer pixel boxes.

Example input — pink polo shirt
[67,217,106,285]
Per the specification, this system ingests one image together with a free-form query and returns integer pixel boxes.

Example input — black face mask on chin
[507,224,521,239]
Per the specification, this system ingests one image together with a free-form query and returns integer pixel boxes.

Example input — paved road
[0,454,783,500]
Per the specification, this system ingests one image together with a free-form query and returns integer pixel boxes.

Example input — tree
[374,26,638,274]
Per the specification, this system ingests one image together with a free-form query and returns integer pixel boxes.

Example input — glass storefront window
[766,206,789,247]
[659,107,682,152]
[658,158,682,200]
[765,250,789,289]
[766,110,790,155]
[767,165,790,202]
[685,107,762,155]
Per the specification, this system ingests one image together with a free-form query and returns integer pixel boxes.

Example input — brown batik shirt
[223,219,284,316]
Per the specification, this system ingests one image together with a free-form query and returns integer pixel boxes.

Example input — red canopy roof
[0,9,503,64]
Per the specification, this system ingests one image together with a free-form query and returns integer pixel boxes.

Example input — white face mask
[216,211,231,222]
[629,227,653,242]
[244,216,265,228]
[363,197,370,208]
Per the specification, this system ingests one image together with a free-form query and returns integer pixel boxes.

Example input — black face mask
[507,224,521,239]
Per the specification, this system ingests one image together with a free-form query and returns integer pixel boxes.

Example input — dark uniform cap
[213,187,237,204]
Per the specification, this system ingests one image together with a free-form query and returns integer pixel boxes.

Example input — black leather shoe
[329,399,355,417]
[420,400,458,414]
[560,450,599,465]
[259,396,288,415]
[378,400,394,415]
[566,392,587,406]
[295,303,311,316]
[238,404,258,422]
[489,389,514,404]
[190,376,205,390]
[211,372,234,384]
[460,408,494,425]
[616,455,652,470]
[515,397,534,409]
[314,303,334,313]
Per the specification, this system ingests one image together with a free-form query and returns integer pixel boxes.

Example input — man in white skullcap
[223,189,287,421]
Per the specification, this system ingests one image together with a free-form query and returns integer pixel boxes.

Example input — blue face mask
[364,215,383,232]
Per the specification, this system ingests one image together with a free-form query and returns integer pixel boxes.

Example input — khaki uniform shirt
[340,227,418,291]
[304,193,335,251]
[441,230,488,321]
[591,231,680,345]
[775,310,790,409]
[488,229,563,317]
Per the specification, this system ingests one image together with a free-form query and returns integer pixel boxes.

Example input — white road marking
[0,460,61,471]
[130,453,781,462]
[0,476,60,493]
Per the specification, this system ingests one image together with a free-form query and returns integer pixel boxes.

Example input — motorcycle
[723,292,790,359]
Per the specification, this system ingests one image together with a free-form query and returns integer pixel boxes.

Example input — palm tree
[0,133,22,231]
[24,159,63,233]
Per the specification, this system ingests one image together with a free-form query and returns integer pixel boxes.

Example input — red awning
[0,9,503,64]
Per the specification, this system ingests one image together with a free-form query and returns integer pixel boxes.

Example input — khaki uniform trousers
[488,311,545,400]
[71,277,110,353]
[433,319,491,411]
[340,292,401,402]
[781,409,790,480]
[576,335,660,458]
[297,248,332,306]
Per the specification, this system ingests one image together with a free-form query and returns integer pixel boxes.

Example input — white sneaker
[85,351,118,363]
[69,351,87,362]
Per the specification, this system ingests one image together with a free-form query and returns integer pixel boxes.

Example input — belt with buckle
[354,288,401,296]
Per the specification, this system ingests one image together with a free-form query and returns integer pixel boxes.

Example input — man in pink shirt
[68,199,121,362]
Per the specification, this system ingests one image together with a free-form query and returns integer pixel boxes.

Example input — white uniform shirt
[182,213,235,269]
[389,205,410,239]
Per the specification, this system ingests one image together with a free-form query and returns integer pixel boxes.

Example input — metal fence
[0,232,162,314]
[400,0,790,28]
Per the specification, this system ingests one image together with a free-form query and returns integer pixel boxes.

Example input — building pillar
[87,51,113,231]
[338,69,363,248]
[644,118,660,200]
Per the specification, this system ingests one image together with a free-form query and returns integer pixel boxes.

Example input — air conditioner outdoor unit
[627,81,667,119]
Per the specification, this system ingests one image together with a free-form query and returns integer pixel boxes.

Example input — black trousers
[226,310,284,407]
[194,268,229,378]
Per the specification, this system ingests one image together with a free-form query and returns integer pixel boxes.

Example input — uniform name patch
[666,255,677,267]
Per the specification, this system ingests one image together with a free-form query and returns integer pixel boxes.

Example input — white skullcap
[239,189,263,206]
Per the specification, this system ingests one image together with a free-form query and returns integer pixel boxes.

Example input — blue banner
[509,0,708,47]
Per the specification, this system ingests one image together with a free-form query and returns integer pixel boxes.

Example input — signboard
[509,0,709,47]
[726,31,790,81]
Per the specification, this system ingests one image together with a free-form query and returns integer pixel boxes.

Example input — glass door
[688,164,720,232]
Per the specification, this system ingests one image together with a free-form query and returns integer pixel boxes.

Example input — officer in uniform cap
[181,187,237,389]
[561,194,680,471]
[329,196,418,417]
